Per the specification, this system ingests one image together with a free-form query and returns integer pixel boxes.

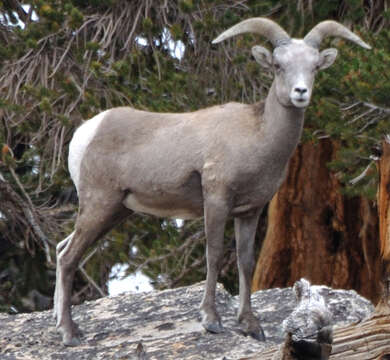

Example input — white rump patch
[68,110,109,192]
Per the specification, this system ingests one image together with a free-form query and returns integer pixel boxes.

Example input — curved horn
[212,18,290,47]
[304,20,371,49]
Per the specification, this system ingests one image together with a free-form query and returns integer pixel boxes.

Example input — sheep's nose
[294,87,308,95]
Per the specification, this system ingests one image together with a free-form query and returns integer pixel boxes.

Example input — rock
[0,281,374,360]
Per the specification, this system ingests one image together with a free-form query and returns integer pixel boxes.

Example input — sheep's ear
[252,45,272,69]
[318,48,338,70]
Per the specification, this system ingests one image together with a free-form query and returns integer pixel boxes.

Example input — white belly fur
[123,193,199,220]
[68,110,109,193]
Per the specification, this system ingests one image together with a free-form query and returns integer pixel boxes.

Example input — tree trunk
[376,139,390,310]
[378,139,390,262]
[252,139,382,303]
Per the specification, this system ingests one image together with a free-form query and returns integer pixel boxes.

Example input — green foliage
[179,0,194,13]
[305,30,390,198]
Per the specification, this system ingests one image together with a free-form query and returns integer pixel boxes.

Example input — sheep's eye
[273,63,282,72]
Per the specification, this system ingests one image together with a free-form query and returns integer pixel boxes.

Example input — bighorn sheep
[54,18,370,346]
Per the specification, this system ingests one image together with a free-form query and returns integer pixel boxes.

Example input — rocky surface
[0,281,374,360]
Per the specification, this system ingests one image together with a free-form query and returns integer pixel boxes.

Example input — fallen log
[250,311,390,360]
[330,313,390,359]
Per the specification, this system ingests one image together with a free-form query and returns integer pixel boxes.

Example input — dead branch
[0,169,55,264]
[133,227,205,276]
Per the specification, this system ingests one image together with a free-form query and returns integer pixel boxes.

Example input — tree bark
[252,139,382,303]
[376,139,390,311]
[378,139,390,262]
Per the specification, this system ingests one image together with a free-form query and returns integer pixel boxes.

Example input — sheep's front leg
[235,209,265,341]
[200,194,229,334]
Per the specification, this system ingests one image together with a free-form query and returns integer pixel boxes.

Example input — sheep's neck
[262,81,305,158]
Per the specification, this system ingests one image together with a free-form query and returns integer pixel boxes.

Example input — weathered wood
[247,312,390,360]
[378,139,390,262]
[375,139,390,313]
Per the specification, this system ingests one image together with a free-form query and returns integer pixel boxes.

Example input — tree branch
[0,169,54,265]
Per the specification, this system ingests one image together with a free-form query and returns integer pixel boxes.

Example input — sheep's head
[252,40,336,108]
[213,18,371,109]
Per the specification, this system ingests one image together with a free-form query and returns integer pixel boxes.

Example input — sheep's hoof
[57,321,83,347]
[247,327,266,342]
[201,310,224,334]
[203,320,224,334]
[238,314,266,341]
[63,335,81,347]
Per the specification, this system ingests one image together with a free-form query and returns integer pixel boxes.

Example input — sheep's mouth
[291,97,310,108]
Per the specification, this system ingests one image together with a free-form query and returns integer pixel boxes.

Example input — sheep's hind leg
[235,208,265,341]
[53,231,75,321]
[55,192,130,346]
[55,229,87,346]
